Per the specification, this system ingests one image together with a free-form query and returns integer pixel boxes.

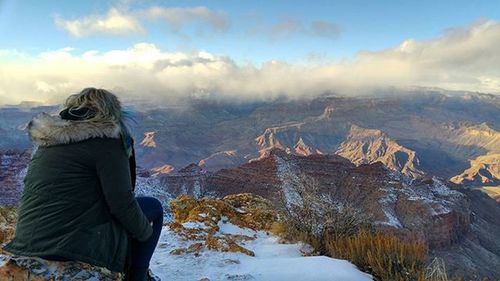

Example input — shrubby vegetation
[274,173,450,281]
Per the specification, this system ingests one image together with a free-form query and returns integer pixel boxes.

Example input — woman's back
[3,96,153,273]
[14,138,128,261]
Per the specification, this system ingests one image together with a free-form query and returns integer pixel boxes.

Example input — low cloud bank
[1,20,499,105]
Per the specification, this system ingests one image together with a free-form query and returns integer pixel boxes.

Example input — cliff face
[198,150,246,172]
[450,153,500,186]
[335,125,424,179]
[431,189,500,279]
[158,149,470,248]
[0,150,30,206]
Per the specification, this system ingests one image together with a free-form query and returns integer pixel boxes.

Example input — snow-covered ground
[149,221,372,281]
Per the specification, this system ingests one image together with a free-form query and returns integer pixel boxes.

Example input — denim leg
[130,196,164,268]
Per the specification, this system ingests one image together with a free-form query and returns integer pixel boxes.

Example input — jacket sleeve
[95,140,153,242]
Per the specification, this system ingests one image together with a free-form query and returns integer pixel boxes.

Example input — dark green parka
[3,113,153,272]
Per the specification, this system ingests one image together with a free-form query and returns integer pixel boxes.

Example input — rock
[450,153,500,187]
[0,206,16,255]
[165,149,471,249]
[205,233,255,257]
[0,255,123,281]
[0,149,31,205]
[335,125,425,179]
[198,150,246,172]
[168,193,277,257]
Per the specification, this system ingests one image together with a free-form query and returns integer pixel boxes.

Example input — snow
[398,177,464,216]
[193,180,202,199]
[217,219,257,237]
[377,187,403,228]
[134,175,174,222]
[0,255,8,267]
[149,222,372,281]
[274,154,303,208]
[182,221,211,230]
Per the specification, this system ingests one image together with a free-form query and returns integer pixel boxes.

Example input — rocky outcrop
[151,164,175,176]
[431,189,500,280]
[159,148,470,248]
[0,206,126,280]
[0,150,30,205]
[336,125,425,179]
[0,207,16,255]
[254,121,426,179]
[0,256,123,281]
[198,150,246,172]
[159,164,209,199]
[153,192,371,281]
[450,153,500,186]
[140,131,157,148]
[478,186,500,202]
[167,193,277,257]
[271,149,469,248]
[157,149,489,278]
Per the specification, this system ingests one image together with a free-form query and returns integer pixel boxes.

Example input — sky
[1,0,500,104]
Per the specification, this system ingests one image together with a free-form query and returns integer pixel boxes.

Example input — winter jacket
[2,112,153,272]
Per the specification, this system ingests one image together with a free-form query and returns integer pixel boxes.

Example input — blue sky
[1,0,500,104]
[1,0,499,64]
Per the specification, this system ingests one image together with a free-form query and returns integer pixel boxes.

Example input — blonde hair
[63,88,122,123]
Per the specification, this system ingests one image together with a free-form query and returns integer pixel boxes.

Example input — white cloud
[54,8,144,37]
[347,19,500,92]
[54,6,228,38]
[1,20,499,105]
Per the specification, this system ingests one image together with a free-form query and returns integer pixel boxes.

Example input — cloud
[54,8,144,37]
[141,6,229,33]
[347,19,500,91]
[268,19,341,40]
[54,6,228,38]
[1,20,499,105]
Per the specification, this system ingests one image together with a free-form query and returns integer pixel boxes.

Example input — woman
[3,88,163,281]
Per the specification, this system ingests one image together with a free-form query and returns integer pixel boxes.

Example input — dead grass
[325,229,428,281]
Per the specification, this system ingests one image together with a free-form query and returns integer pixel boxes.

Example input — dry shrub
[275,172,452,281]
[326,229,428,281]
[425,257,449,281]
[269,222,287,236]
[276,172,372,252]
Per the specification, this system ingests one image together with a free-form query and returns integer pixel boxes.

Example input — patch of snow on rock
[150,223,372,281]
[377,187,403,228]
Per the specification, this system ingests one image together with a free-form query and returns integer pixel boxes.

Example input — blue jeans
[130,196,163,269]
[41,196,163,270]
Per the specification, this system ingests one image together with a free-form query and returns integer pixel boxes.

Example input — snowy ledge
[150,222,372,281]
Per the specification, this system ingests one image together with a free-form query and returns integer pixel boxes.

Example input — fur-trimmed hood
[28,112,122,146]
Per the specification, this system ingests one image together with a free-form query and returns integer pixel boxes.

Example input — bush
[275,172,452,281]
[326,229,428,281]
[276,172,372,252]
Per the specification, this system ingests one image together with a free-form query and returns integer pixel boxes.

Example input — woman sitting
[3,88,163,281]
